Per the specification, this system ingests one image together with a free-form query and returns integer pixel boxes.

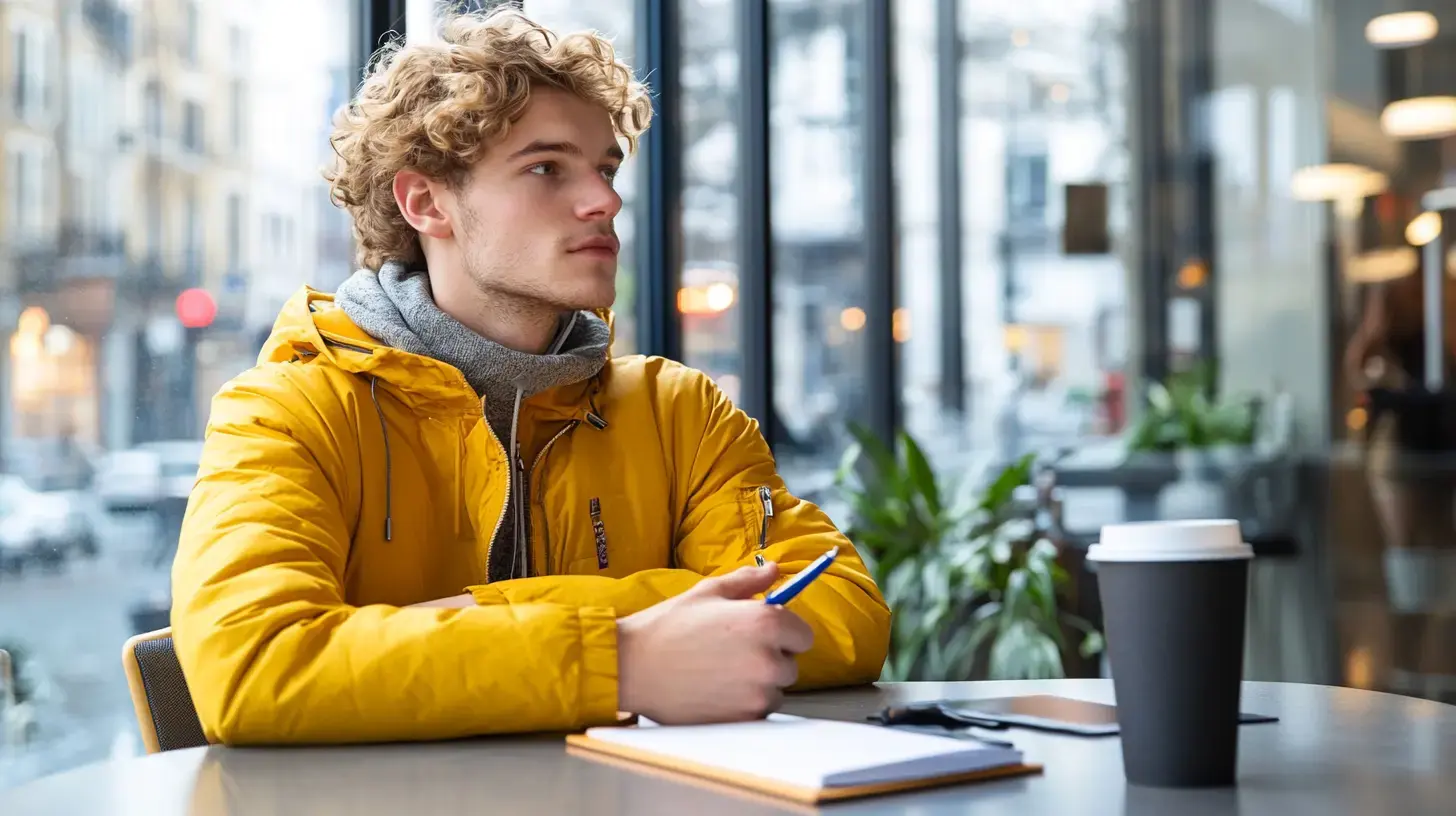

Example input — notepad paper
[582,716,1023,790]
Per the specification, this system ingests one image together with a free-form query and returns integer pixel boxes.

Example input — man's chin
[553,286,617,314]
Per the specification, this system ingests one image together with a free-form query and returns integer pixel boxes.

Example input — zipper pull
[757,486,774,550]
[590,497,609,569]
[585,411,608,430]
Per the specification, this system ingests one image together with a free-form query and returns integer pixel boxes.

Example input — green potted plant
[834,425,1102,681]
[1126,364,1260,477]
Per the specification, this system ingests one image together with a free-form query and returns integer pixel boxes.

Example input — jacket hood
[259,286,618,415]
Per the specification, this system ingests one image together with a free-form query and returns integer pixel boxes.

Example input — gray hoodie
[335,261,610,582]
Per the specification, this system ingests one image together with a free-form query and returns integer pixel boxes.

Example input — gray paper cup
[1089,520,1254,788]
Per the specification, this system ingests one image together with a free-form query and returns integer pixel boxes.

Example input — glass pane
[0,0,356,787]
[893,0,955,463]
[677,0,742,401]
[524,0,641,355]
[770,0,869,493]
[960,0,1132,460]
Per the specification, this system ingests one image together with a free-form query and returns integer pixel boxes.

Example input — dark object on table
[871,695,1277,737]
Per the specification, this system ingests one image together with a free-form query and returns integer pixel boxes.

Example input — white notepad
[581,716,1024,789]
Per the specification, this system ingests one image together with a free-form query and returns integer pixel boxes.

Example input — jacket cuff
[466,584,507,606]
[576,606,620,727]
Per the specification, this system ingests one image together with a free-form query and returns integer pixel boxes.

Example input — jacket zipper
[530,420,580,576]
[755,486,774,566]
[466,378,510,582]
[514,452,528,577]
[326,338,375,356]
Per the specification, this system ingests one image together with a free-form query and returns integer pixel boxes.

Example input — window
[184,184,202,282]
[0,0,358,787]
[144,81,163,139]
[7,147,26,239]
[183,1,200,65]
[523,0,640,354]
[229,25,248,68]
[147,188,162,257]
[10,21,52,122]
[1007,151,1049,222]
[230,79,246,151]
[6,142,49,240]
[770,0,871,489]
[182,101,204,153]
[227,193,243,264]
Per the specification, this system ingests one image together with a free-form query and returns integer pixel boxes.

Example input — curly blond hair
[325,8,653,270]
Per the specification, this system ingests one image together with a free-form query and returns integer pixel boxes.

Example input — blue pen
[764,546,840,606]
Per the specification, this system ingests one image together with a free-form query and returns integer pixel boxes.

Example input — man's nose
[576,176,623,221]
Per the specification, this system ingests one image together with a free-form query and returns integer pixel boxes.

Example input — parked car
[94,440,204,513]
[0,477,97,573]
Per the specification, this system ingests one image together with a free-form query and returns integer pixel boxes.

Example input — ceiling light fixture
[1365,11,1439,48]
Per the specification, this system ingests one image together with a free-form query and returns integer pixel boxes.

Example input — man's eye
[600,167,619,182]
[528,163,557,176]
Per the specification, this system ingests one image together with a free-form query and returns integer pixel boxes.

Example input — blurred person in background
[168,7,888,746]
[1345,272,1456,554]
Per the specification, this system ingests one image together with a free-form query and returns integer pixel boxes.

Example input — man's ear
[393,170,454,240]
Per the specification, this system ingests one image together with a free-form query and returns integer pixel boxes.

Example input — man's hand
[615,563,815,724]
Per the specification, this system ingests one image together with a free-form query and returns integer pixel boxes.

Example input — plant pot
[1175,448,1222,482]
[1177,445,1253,480]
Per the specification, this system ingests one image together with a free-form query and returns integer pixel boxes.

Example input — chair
[122,627,208,753]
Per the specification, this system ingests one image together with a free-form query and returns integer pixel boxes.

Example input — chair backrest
[121,627,208,753]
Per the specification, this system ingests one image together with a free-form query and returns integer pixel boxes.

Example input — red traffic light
[176,288,217,329]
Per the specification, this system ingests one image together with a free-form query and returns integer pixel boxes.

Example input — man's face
[451,87,625,312]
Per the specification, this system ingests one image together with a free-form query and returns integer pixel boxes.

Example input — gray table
[3,680,1454,815]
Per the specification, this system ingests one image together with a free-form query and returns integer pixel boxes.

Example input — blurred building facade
[0,0,354,483]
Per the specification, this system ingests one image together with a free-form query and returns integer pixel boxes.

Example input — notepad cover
[565,718,1042,804]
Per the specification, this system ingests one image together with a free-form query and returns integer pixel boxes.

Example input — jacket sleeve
[470,365,891,689]
[170,369,620,746]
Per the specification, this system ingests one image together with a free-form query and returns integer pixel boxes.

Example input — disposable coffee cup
[1088,519,1254,788]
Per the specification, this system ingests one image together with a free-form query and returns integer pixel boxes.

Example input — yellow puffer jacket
[171,287,890,745]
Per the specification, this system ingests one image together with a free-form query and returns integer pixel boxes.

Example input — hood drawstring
[369,376,394,542]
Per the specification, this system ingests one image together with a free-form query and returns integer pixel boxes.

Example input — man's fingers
[772,651,799,688]
[690,563,781,600]
[770,608,815,655]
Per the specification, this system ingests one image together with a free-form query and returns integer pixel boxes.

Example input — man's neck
[430,273,563,354]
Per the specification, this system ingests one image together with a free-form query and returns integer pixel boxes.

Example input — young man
[170,9,889,745]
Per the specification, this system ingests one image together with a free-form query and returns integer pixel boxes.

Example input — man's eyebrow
[507,140,625,162]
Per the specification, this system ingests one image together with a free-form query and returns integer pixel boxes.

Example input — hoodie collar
[259,287,616,420]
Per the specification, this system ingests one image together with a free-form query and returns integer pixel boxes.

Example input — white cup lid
[1087,519,1253,562]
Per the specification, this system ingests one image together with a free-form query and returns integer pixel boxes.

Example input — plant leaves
[900,430,942,517]
[979,453,1034,512]
[845,422,901,495]
[833,441,864,489]
[988,619,1029,679]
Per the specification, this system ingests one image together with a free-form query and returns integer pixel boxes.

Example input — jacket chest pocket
[547,489,671,578]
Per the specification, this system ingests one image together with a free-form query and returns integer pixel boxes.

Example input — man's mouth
[569,235,620,256]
